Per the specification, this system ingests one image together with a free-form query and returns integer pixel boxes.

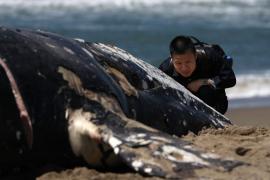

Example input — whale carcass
[0,27,241,178]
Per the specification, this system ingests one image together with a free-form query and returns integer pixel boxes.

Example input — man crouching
[159,36,236,114]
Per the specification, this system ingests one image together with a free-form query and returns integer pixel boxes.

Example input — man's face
[171,51,197,78]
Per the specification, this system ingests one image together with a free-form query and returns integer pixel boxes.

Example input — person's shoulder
[159,57,171,69]
[159,57,173,75]
[205,44,225,58]
[197,45,224,63]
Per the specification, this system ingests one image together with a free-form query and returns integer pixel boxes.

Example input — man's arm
[187,79,215,92]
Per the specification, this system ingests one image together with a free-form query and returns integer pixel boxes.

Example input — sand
[183,126,270,179]
[6,106,270,179]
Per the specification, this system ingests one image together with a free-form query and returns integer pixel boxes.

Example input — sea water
[1,0,270,108]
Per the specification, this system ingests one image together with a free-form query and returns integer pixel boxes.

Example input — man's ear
[170,55,173,63]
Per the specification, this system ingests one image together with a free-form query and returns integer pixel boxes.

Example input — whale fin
[67,107,243,178]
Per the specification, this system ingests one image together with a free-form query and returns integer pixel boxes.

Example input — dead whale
[0,27,241,178]
[83,42,231,135]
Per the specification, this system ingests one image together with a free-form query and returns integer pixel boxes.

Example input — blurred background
[1,0,270,109]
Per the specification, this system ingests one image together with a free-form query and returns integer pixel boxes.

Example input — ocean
[1,0,270,108]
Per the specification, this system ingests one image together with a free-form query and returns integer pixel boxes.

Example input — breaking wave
[1,0,270,27]
[227,70,270,100]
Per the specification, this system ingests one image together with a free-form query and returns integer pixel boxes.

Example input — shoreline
[228,96,270,109]
[225,96,270,127]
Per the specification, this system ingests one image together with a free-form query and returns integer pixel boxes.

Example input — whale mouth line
[0,57,33,148]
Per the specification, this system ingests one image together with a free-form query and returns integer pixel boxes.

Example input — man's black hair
[169,36,196,55]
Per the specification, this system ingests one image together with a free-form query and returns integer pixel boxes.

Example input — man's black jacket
[158,46,236,90]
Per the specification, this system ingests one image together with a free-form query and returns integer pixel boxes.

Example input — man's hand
[187,79,215,93]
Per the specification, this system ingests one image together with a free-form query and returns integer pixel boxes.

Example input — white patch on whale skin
[114,147,120,154]
[132,160,143,171]
[67,108,104,166]
[37,71,47,79]
[98,43,130,62]
[67,108,123,167]
[32,48,38,53]
[46,43,56,49]
[144,167,152,173]
[161,145,210,166]
[137,133,147,138]
[82,47,95,59]
[183,145,193,150]
[106,67,138,97]
[201,153,220,159]
[16,131,21,141]
[63,46,75,55]
[183,120,187,127]
[74,38,85,43]
[58,67,84,95]
[141,80,148,90]
[125,134,152,146]
[108,136,122,148]
[150,136,172,143]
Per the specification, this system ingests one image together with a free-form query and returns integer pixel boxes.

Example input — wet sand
[226,106,270,127]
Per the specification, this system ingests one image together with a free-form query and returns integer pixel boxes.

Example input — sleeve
[211,52,236,89]
[158,57,174,76]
